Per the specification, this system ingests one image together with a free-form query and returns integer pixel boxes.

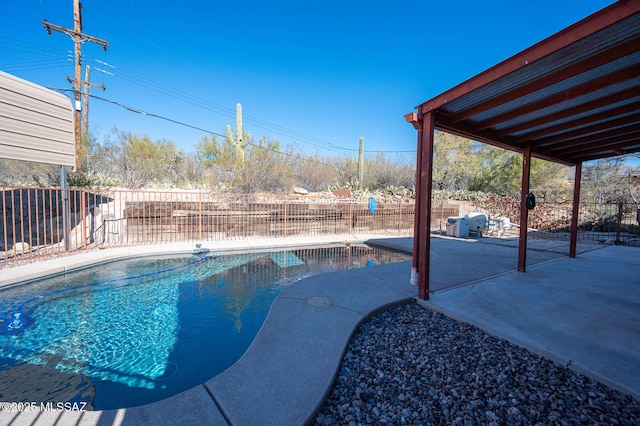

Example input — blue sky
[2,0,615,161]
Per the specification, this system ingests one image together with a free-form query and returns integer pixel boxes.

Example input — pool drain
[0,310,33,334]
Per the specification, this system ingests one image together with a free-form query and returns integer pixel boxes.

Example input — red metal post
[417,112,435,299]
[518,143,532,272]
[81,189,87,249]
[18,189,24,258]
[1,188,7,263]
[26,189,32,258]
[412,125,423,272]
[569,162,582,257]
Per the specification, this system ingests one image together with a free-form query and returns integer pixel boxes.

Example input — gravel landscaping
[316,302,640,425]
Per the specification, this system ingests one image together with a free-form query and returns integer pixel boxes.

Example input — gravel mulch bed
[316,302,640,425]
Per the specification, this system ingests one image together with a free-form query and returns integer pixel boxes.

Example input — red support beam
[411,120,423,274]
[570,162,582,258]
[416,112,435,300]
[518,143,532,272]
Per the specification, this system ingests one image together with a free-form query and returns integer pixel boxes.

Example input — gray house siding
[0,70,74,167]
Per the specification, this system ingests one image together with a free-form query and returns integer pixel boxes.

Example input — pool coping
[0,234,417,425]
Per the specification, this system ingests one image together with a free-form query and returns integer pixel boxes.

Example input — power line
[50,88,408,169]
[340,146,416,154]
[88,59,356,156]
[0,38,71,73]
[83,93,340,169]
[246,142,338,169]
[1,37,408,157]
[0,59,68,72]
[89,60,411,156]
[86,92,227,138]
[0,36,69,59]
[81,56,390,157]
[83,0,339,156]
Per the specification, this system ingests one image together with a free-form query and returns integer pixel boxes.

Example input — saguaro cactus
[225,103,251,165]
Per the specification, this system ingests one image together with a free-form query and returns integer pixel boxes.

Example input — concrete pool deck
[1,234,639,425]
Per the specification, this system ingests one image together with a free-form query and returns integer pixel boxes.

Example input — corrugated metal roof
[409,1,640,165]
[0,70,75,167]
[494,90,640,134]
[511,98,640,138]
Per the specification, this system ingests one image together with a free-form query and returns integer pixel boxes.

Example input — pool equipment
[466,212,488,236]
[446,216,469,237]
[192,243,210,254]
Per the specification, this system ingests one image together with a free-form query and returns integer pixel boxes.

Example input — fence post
[615,201,623,245]
[2,188,7,263]
[61,166,70,251]
[283,202,287,238]
[199,192,203,241]
[81,189,87,250]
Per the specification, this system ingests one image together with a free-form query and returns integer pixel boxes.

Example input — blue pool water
[0,245,410,410]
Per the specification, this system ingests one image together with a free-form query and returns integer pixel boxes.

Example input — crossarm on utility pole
[42,0,108,169]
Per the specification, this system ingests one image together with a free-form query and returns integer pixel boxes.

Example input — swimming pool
[0,244,410,410]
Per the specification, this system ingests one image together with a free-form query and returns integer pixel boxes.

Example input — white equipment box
[446,216,469,238]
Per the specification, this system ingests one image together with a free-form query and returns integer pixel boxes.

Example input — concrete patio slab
[421,244,640,399]
[280,262,414,315]
[207,259,417,426]
[2,378,228,426]
[369,235,604,292]
[104,385,228,426]
[207,294,366,425]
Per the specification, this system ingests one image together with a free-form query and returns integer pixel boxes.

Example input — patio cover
[405,0,640,299]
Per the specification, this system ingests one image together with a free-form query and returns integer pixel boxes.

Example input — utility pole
[43,0,108,169]
[72,65,105,135]
[358,137,364,189]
